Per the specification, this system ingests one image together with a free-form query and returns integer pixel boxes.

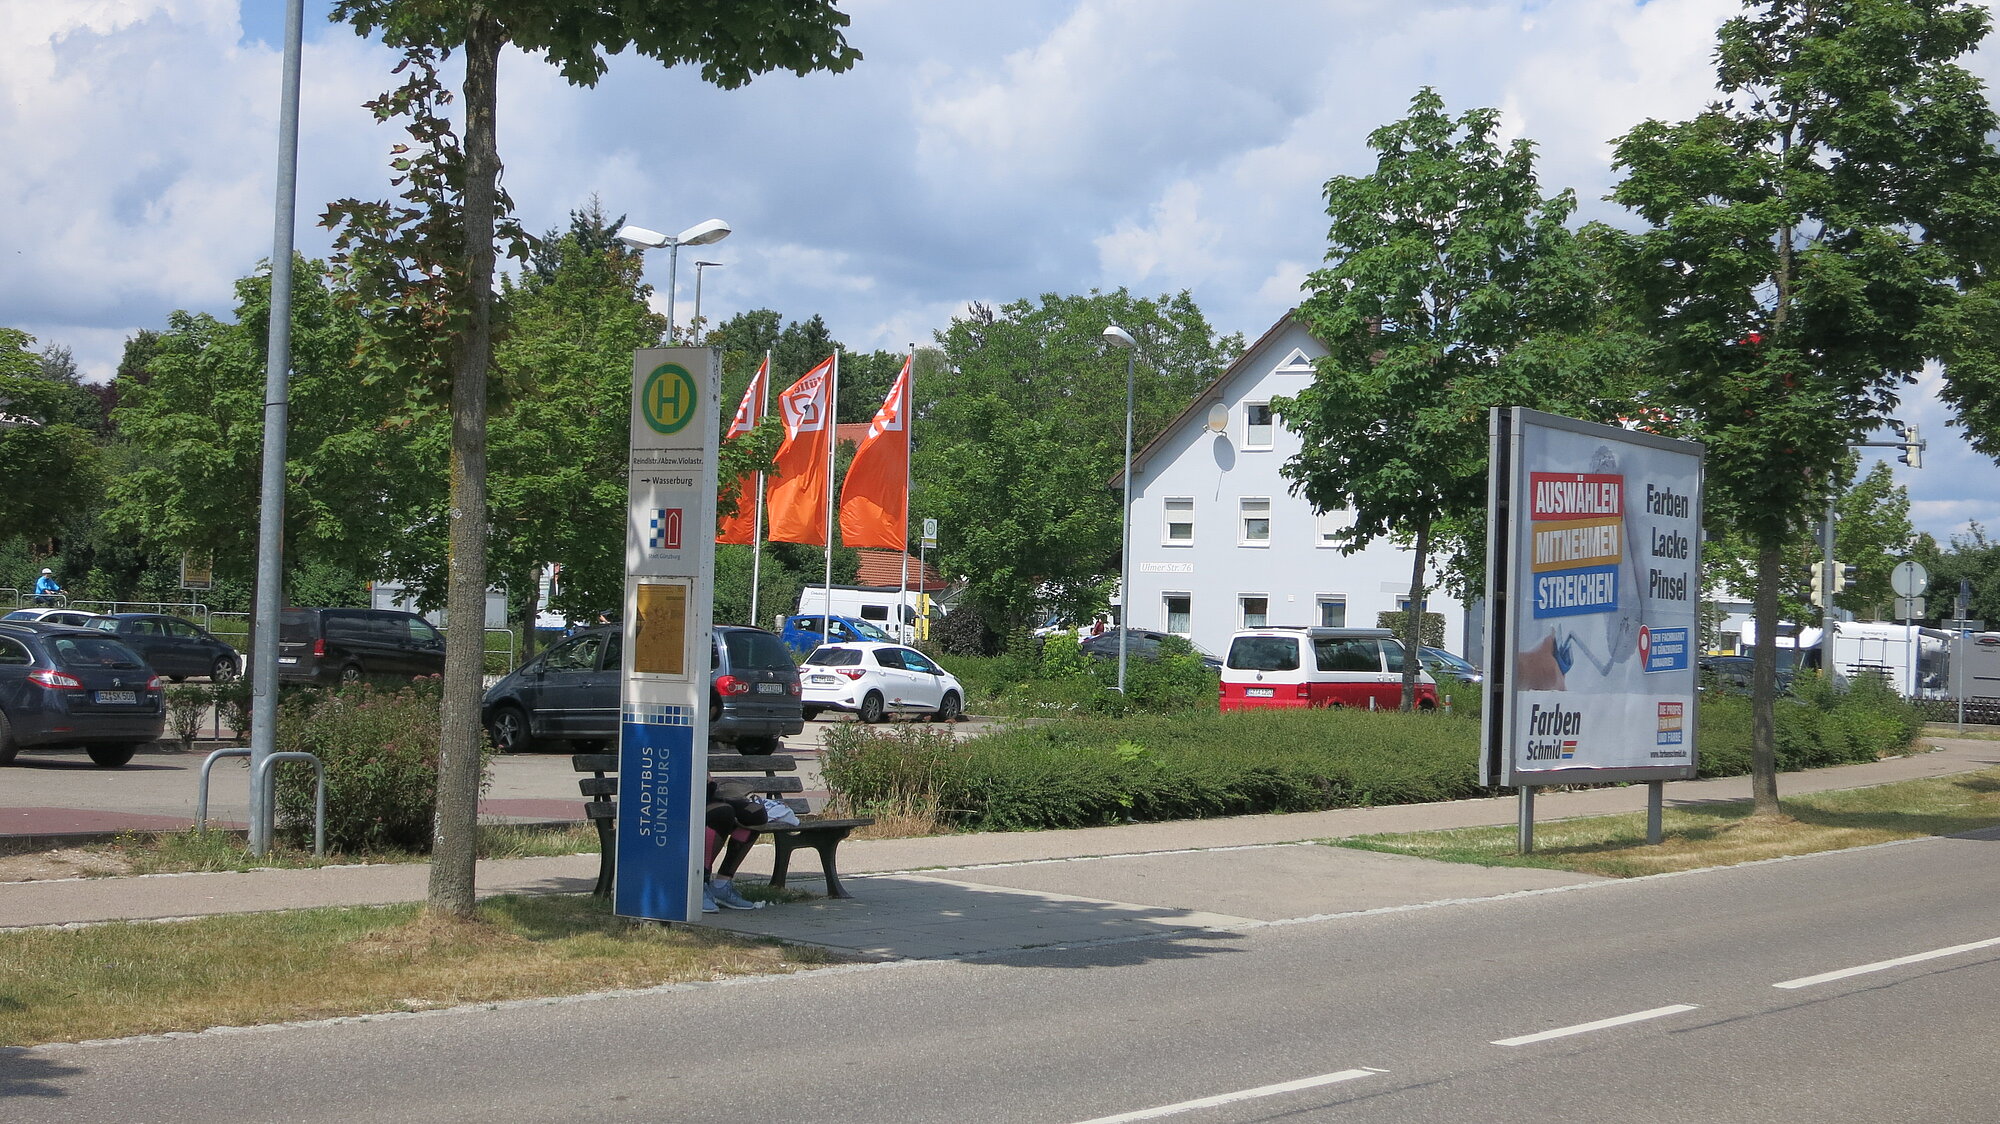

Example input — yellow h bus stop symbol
[641,364,697,435]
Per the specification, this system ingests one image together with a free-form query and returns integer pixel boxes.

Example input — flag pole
[822,350,839,643]
[749,351,769,629]
[899,346,913,643]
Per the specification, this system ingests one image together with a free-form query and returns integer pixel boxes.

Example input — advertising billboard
[1482,408,1703,788]
[616,348,719,922]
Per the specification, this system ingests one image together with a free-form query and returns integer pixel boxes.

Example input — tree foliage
[921,289,1241,631]
[1277,88,1642,706]
[1608,0,2000,813]
[0,329,104,546]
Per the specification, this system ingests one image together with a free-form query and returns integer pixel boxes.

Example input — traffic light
[1898,422,1923,469]
[1832,562,1857,595]
[1810,566,1827,606]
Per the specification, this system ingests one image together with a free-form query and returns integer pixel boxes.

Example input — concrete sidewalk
[4,737,1995,961]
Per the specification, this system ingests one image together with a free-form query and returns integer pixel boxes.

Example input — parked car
[800,641,964,723]
[0,621,165,767]
[2,607,108,629]
[1418,646,1482,684]
[480,624,804,754]
[275,607,446,685]
[1698,654,1796,695]
[1220,626,1439,712]
[1076,627,1224,671]
[87,613,239,682]
[779,613,893,656]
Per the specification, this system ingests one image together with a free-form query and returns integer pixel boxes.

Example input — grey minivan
[480,624,803,754]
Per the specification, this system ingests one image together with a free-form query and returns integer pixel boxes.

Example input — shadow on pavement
[0,1046,85,1099]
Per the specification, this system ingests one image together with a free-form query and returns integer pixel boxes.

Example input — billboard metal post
[616,348,720,922]
[1483,408,1704,853]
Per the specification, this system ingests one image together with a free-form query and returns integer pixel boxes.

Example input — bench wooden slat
[708,754,798,772]
[584,802,616,821]
[572,752,617,773]
[578,777,618,797]
[713,776,804,795]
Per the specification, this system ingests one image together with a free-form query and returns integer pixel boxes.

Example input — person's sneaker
[701,882,719,914]
[711,878,765,910]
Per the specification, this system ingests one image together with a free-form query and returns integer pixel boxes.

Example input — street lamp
[615,218,731,341]
[1103,323,1137,695]
[691,260,723,343]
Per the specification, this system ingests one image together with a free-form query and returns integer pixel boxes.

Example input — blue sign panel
[1533,564,1619,618]
[614,705,700,921]
[1640,626,1691,673]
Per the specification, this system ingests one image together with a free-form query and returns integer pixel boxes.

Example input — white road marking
[1491,1004,1700,1047]
[1773,935,2000,989]
[1068,1067,1386,1124]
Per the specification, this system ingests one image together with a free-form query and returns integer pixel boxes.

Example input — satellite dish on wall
[1206,403,1229,433]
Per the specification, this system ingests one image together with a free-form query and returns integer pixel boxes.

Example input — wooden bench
[573,752,874,900]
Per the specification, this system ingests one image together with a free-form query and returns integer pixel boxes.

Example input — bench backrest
[573,752,812,816]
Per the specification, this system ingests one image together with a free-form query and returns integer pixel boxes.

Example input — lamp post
[615,219,731,341]
[691,260,723,343]
[1103,324,1137,695]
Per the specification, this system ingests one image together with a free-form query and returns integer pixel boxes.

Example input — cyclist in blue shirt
[32,568,63,606]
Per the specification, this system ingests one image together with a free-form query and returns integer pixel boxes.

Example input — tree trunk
[1748,541,1783,817]
[428,14,501,919]
[518,579,539,663]
[1402,520,1429,711]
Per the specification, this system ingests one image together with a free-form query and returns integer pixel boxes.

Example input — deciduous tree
[326,0,860,916]
[1608,0,2000,814]
[1277,89,1640,709]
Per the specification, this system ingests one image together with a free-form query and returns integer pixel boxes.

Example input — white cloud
[6,0,2000,541]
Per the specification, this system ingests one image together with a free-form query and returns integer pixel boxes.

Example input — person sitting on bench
[704,782,769,913]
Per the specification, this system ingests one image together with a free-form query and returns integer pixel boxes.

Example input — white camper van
[795,585,941,642]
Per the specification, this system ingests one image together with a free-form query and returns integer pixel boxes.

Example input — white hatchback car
[2,607,108,630]
[800,642,964,724]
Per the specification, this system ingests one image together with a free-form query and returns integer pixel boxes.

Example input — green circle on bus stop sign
[641,364,698,434]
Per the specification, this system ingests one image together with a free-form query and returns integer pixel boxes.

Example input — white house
[1122,316,1469,660]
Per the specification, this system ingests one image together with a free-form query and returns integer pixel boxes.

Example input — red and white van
[1219,626,1439,712]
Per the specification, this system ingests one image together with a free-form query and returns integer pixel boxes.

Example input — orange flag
[716,356,769,544]
[765,356,835,545]
[839,355,911,550]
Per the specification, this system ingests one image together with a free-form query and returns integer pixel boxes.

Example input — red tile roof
[854,549,947,591]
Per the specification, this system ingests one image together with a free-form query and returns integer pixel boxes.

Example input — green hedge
[825,675,1923,833]
[937,633,1219,719]
[272,679,485,852]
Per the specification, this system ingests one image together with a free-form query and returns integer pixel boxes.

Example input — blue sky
[6,0,1996,545]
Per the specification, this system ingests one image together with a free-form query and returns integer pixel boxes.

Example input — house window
[1244,402,1274,449]
[1315,510,1344,548]
[1239,498,1271,546]
[1240,594,1269,628]
[1316,596,1347,628]
[1163,498,1194,545]
[1164,593,1191,634]
[1396,595,1427,613]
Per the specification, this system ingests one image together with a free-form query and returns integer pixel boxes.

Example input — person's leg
[702,803,737,914]
[716,827,755,878]
[711,827,765,910]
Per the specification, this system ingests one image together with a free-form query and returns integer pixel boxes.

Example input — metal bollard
[195,747,253,834]
[252,751,327,857]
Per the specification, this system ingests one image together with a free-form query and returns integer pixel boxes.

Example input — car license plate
[1246,687,1274,698]
[755,681,784,695]
[96,690,137,705]
[809,674,838,685]
[278,656,298,665]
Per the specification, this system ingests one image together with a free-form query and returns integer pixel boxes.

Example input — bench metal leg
[590,811,616,897]
[768,827,858,898]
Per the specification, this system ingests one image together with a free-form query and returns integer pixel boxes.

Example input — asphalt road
[8,828,2000,1122]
